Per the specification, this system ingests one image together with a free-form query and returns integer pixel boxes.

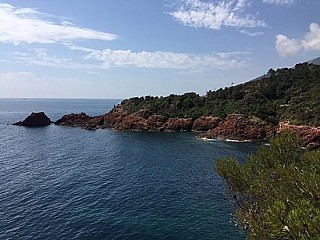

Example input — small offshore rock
[13,112,52,127]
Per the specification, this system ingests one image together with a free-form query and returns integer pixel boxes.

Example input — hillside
[121,62,320,127]
[53,60,320,148]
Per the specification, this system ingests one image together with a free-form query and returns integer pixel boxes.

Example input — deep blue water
[0,99,259,240]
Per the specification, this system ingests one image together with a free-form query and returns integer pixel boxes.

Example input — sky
[0,0,320,99]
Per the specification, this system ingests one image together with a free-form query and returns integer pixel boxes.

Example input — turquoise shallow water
[0,99,258,239]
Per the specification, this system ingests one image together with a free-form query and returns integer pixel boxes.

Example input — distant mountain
[308,56,320,65]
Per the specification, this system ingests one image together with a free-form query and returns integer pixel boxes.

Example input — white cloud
[276,23,320,57]
[262,0,295,5]
[66,44,250,70]
[216,51,251,58]
[240,29,264,36]
[13,48,98,69]
[169,0,266,30]
[0,71,36,80]
[13,44,250,71]
[301,23,320,51]
[0,3,118,45]
[275,35,301,57]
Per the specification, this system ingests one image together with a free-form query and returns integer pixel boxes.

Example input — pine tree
[216,132,320,239]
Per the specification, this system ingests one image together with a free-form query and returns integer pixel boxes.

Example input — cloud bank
[16,44,249,71]
[276,23,320,57]
[13,49,97,70]
[0,3,118,44]
[169,0,266,30]
[66,44,250,70]
[262,0,294,5]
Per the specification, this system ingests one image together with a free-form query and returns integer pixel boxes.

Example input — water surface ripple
[0,99,257,239]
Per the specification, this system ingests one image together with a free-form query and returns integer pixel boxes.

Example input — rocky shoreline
[55,105,275,140]
[14,104,320,150]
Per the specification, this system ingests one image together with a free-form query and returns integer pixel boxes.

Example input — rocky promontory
[55,106,194,132]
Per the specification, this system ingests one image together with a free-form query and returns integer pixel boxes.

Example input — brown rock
[55,112,91,127]
[111,109,149,131]
[201,114,275,141]
[146,115,168,131]
[14,112,51,127]
[192,116,222,132]
[102,105,128,128]
[162,118,193,132]
[102,105,193,132]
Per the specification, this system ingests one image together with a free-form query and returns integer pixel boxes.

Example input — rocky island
[13,112,52,127]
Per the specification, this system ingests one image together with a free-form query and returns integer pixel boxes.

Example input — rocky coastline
[14,104,320,150]
[52,104,319,149]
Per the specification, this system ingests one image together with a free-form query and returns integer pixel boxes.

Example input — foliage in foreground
[216,132,320,239]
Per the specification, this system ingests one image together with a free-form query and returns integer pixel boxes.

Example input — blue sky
[0,0,320,99]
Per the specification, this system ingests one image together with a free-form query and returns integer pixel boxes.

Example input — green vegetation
[121,62,320,126]
[216,132,320,239]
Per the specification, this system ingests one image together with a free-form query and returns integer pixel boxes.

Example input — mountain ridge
[308,56,320,65]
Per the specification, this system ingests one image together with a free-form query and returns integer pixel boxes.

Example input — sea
[0,98,260,240]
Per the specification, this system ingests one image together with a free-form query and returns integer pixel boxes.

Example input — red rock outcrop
[102,104,128,128]
[162,118,193,132]
[55,112,90,127]
[146,115,168,131]
[55,107,274,140]
[192,116,222,132]
[200,114,275,141]
[277,122,320,150]
[112,109,151,131]
[102,106,192,132]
